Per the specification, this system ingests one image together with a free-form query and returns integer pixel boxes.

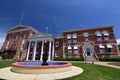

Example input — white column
[32,41,37,60]
[26,41,31,60]
[48,41,52,61]
[63,46,65,58]
[40,41,44,61]
[52,41,55,60]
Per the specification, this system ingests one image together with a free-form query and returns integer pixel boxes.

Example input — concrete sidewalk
[0,66,83,80]
[94,62,120,69]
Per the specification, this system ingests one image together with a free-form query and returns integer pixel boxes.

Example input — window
[104,36,109,41]
[106,44,112,53]
[23,33,27,39]
[68,46,72,54]
[67,39,71,43]
[102,30,109,41]
[68,49,72,54]
[95,31,102,41]
[72,34,77,43]
[97,36,102,41]
[72,34,77,38]
[55,51,59,57]
[100,48,105,54]
[107,48,112,53]
[67,34,71,39]
[55,41,59,47]
[73,46,78,54]
[67,34,72,43]
[73,38,77,43]
[99,44,105,53]
[15,35,19,41]
[83,32,88,40]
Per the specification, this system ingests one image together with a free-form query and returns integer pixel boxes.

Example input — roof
[62,25,114,33]
[7,25,39,33]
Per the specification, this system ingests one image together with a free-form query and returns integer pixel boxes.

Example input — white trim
[97,34,102,36]
[83,32,88,38]
[68,46,72,49]
[106,44,113,48]
[72,34,77,38]
[99,44,105,48]
[74,46,78,49]
[67,34,71,39]
[104,33,109,36]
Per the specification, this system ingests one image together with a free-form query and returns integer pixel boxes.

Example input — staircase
[83,53,99,62]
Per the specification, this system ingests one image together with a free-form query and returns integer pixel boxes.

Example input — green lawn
[0,60,14,68]
[64,62,120,80]
[0,60,120,80]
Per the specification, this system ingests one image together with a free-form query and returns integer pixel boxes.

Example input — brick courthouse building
[2,25,119,61]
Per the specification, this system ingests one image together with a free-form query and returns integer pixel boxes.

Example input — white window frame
[55,41,59,47]
[100,48,105,54]
[67,34,71,39]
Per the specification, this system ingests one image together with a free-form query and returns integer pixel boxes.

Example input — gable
[7,25,39,34]
[8,26,28,32]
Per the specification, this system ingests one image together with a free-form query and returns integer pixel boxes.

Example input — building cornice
[7,25,39,34]
[63,25,114,33]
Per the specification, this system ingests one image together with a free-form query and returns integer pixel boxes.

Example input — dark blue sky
[0,0,120,47]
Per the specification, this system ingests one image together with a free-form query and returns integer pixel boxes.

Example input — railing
[82,52,87,62]
[93,53,99,61]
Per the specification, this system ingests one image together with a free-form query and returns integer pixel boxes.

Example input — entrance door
[86,48,91,56]
[82,43,94,56]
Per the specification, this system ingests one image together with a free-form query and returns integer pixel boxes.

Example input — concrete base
[0,66,83,80]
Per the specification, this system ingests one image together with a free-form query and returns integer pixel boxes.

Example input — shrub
[0,53,7,60]
[54,58,84,61]
[99,57,120,62]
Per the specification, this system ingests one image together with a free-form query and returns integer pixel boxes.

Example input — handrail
[82,51,87,61]
[94,53,99,61]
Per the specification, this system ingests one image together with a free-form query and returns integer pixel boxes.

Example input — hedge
[99,57,120,62]
[54,58,84,61]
